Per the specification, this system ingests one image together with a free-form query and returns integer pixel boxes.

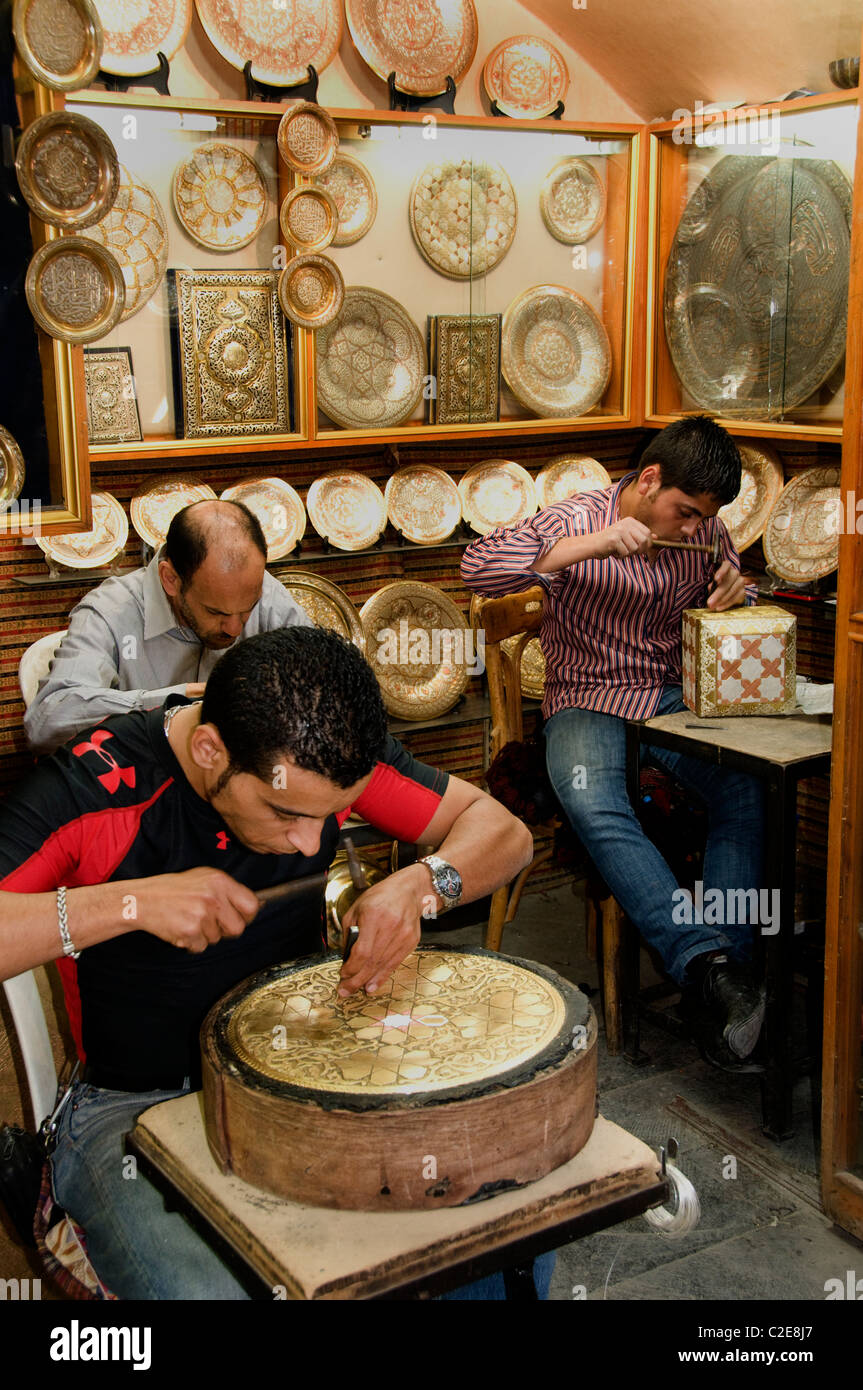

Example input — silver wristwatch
[419,855,463,913]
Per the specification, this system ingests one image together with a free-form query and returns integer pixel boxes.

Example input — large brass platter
[0,427,26,504]
[502,634,545,701]
[502,284,611,418]
[35,490,128,569]
[277,102,339,177]
[540,157,606,245]
[482,34,569,119]
[536,455,612,509]
[278,253,344,331]
[93,0,191,75]
[172,142,268,252]
[279,186,338,254]
[315,153,377,247]
[306,470,387,551]
[385,465,461,545]
[664,154,852,417]
[15,112,120,231]
[458,458,537,536]
[13,0,103,91]
[271,569,365,652]
[345,0,478,96]
[25,238,125,345]
[718,442,785,553]
[220,477,305,561]
[130,474,217,548]
[762,465,841,584]
[83,164,168,322]
[194,0,342,85]
[361,580,471,720]
[316,286,426,430]
[410,158,517,279]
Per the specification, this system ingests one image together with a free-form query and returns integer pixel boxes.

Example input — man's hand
[185,682,206,699]
[706,560,747,611]
[337,866,428,997]
[135,867,261,953]
[597,517,653,558]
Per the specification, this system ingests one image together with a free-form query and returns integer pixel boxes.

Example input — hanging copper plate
[0,426,26,504]
[458,459,537,536]
[762,465,841,584]
[279,186,338,254]
[316,286,426,430]
[83,163,168,322]
[306,471,387,551]
[278,253,344,331]
[482,34,569,119]
[220,477,306,561]
[130,474,217,548]
[194,0,342,85]
[35,490,128,569]
[271,569,365,652]
[93,0,191,76]
[15,112,119,231]
[172,142,268,252]
[315,153,377,247]
[502,284,611,418]
[385,465,461,545]
[360,581,471,720]
[345,0,477,96]
[25,237,125,345]
[502,633,545,701]
[277,102,339,177]
[13,0,103,91]
[540,157,606,245]
[718,442,785,553]
[536,455,611,509]
[410,158,517,279]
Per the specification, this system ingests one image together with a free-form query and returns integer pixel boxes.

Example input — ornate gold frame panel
[428,314,501,425]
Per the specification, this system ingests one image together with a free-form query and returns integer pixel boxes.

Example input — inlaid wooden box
[682,604,797,717]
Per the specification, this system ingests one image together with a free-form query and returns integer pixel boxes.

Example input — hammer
[650,532,723,566]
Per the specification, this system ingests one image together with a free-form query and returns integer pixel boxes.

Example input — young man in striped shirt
[462,416,765,1069]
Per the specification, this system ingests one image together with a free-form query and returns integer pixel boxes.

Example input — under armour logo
[216,832,229,851]
[72,730,136,794]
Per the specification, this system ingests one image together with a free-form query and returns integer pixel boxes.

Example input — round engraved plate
[385,465,461,545]
[345,0,478,96]
[278,253,344,331]
[502,284,611,419]
[194,0,342,85]
[277,101,339,177]
[361,580,471,720]
[315,153,377,247]
[316,286,426,430]
[482,34,569,119]
[502,633,545,701]
[25,238,125,345]
[271,569,365,651]
[279,186,338,254]
[718,441,785,553]
[35,490,128,569]
[0,427,26,504]
[172,142,268,252]
[15,112,120,231]
[93,0,191,76]
[220,477,305,562]
[458,459,537,537]
[762,465,841,584]
[410,158,517,279]
[13,0,103,91]
[540,157,606,245]
[536,455,612,508]
[130,474,217,548]
[307,470,386,550]
[83,164,168,322]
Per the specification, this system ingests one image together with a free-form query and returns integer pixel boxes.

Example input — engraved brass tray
[458,459,537,536]
[718,442,784,554]
[385,465,461,545]
[502,284,611,418]
[15,111,119,231]
[84,163,168,322]
[94,0,191,75]
[315,153,377,247]
[762,465,841,584]
[316,286,426,430]
[345,0,477,96]
[35,490,128,569]
[540,157,606,245]
[0,426,26,504]
[220,477,305,561]
[84,346,142,444]
[25,237,125,344]
[172,142,268,252]
[664,155,852,417]
[536,455,612,509]
[410,158,517,279]
[277,101,339,177]
[271,569,365,652]
[195,0,342,85]
[502,633,545,701]
[130,474,217,548]
[13,0,103,91]
[361,580,471,720]
[482,34,569,119]
[278,253,344,330]
[306,470,387,550]
[279,185,338,254]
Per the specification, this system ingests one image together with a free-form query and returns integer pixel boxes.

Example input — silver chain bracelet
[57,886,80,960]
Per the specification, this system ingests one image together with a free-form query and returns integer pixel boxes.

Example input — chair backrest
[18,630,67,709]
[2,972,58,1130]
[470,587,544,758]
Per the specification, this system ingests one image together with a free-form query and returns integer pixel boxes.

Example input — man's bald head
[164,499,267,584]
[159,500,269,650]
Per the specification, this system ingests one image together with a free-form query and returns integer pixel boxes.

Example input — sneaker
[682,954,766,1061]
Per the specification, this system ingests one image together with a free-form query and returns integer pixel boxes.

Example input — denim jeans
[545,687,765,983]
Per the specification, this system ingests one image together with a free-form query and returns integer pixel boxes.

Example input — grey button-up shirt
[23,550,311,754]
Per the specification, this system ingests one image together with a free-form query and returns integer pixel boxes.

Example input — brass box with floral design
[682,604,797,718]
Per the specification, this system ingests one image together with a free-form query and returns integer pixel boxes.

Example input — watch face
[436,864,462,902]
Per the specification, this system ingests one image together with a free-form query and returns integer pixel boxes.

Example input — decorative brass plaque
[83,346,142,444]
[428,313,500,425]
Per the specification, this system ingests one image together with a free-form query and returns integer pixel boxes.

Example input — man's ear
[159,558,182,600]
[637,463,662,495]
[189,721,227,774]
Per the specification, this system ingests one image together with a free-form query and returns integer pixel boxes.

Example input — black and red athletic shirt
[0,700,448,1084]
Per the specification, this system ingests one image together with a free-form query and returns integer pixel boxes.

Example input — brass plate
[83,163,168,322]
[93,0,191,76]
[458,459,537,536]
[536,455,611,508]
[345,0,477,97]
[315,153,377,247]
[664,155,853,417]
[172,141,268,252]
[540,157,606,245]
[385,464,461,545]
[130,474,217,548]
[502,633,545,701]
[306,470,386,550]
[25,237,125,345]
[277,101,339,177]
[718,442,785,553]
[83,346,142,444]
[316,286,426,430]
[279,186,338,254]
[35,490,128,569]
[361,581,471,720]
[410,158,517,279]
[762,465,841,584]
[482,34,569,119]
[194,0,342,85]
[278,253,344,330]
[271,569,365,652]
[502,284,611,418]
[220,476,305,561]
[0,426,26,504]
[428,312,500,425]
[13,0,103,91]
[15,112,120,231]
[324,850,385,949]
[225,948,566,1095]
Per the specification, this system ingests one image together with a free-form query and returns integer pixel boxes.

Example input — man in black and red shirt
[0,626,532,1299]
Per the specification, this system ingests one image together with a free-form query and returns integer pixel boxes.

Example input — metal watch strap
[57,886,80,960]
[419,854,462,912]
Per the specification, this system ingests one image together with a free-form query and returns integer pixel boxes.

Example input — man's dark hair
[164,499,267,585]
[200,626,387,790]
[637,416,741,505]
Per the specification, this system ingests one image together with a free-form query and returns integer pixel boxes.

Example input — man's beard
[173,589,231,648]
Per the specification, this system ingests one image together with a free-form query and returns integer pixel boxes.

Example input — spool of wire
[644,1160,701,1239]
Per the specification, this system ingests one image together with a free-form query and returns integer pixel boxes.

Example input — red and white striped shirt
[461,474,755,722]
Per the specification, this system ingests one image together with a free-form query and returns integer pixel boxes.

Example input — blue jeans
[545,687,765,983]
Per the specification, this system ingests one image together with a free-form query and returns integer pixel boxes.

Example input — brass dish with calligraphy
[130,475,217,548]
[279,186,338,254]
[410,158,517,279]
[314,153,377,247]
[220,477,305,561]
[502,284,611,418]
[15,112,120,231]
[482,34,569,119]
[35,490,128,569]
[540,158,606,245]
[278,253,344,331]
[536,455,612,508]
[272,569,365,652]
[277,101,339,177]
[361,580,471,720]
[84,164,168,322]
[762,465,841,584]
[195,0,342,85]
[345,0,478,96]
[0,427,26,504]
[316,286,426,430]
[385,465,461,545]
[25,237,125,345]
[502,634,545,701]
[13,0,103,91]
[172,142,268,252]
[718,442,785,553]
[94,0,191,75]
[306,470,387,551]
[458,459,537,537]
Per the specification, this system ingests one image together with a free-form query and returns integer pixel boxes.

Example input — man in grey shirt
[24,498,311,755]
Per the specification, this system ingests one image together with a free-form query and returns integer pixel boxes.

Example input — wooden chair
[470,587,626,1053]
